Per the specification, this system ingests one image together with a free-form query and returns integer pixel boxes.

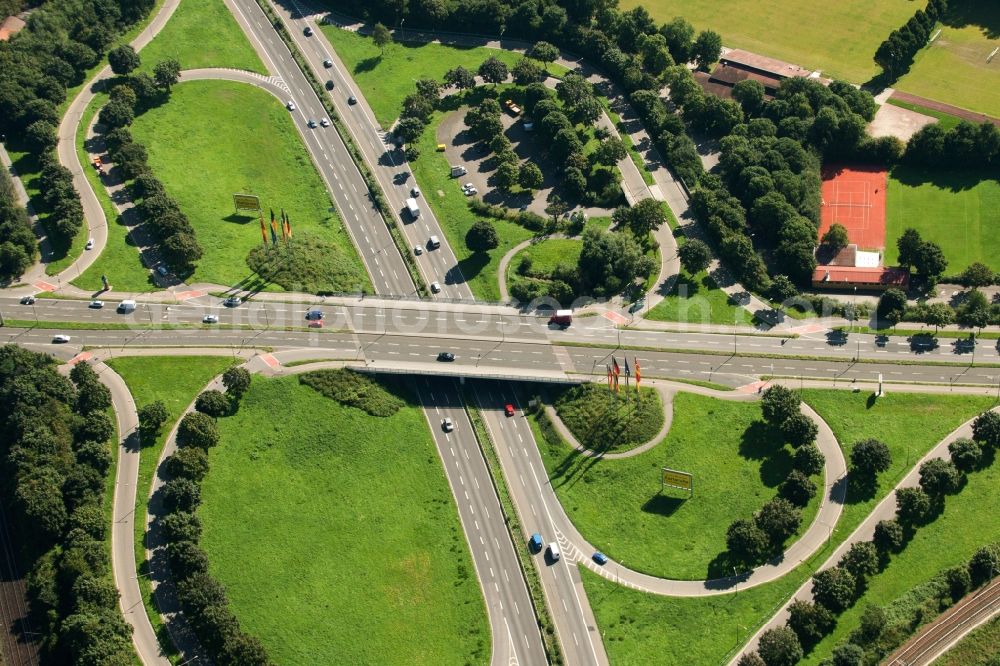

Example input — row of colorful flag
[606,355,640,393]
[260,208,293,245]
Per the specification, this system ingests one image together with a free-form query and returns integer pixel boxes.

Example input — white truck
[117,300,136,313]
[406,197,421,219]
[450,165,467,178]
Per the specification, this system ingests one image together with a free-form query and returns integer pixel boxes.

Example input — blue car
[529,533,543,553]
[305,309,324,321]
[592,551,608,565]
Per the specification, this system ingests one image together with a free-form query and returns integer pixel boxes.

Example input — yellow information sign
[661,468,693,495]
[233,193,261,212]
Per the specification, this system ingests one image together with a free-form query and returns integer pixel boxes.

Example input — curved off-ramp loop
[730,403,1000,664]
[540,378,848,596]
[48,0,182,288]
[542,382,674,460]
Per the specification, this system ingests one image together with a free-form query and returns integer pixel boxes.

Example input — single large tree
[466,219,499,252]
[372,23,392,55]
[153,59,181,90]
[678,239,711,275]
[478,56,509,86]
[108,45,140,75]
[530,41,559,69]
[692,30,723,70]
[222,366,251,399]
[756,626,803,666]
[850,438,891,478]
[761,385,800,427]
[811,566,857,613]
[444,66,476,91]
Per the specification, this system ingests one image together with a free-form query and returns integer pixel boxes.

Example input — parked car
[629,298,645,313]
[305,309,324,321]
[437,352,455,362]
[52,335,71,343]
[89,300,104,309]
[441,417,454,432]
[287,100,296,111]
[323,58,333,67]
[20,296,35,305]
[529,533,543,552]
[320,118,330,127]
[156,265,169,276]
[504,404,515,417]
[202,314,219,324]
[592,552,609,565]
[223,296,242,307]
[461,182,478,195]
[430,281,441,293]
[85,238,95,250]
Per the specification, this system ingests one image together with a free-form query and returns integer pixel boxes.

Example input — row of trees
[96,51,202,274]
[147,365,271,664]
[0,346,133,663]
[741,408,1000,666]
[873,0,949,82]
[0,162,35,281]
[904,119,1000,171]
[0,0,157,252]
[725,386,824,565]
[877,284,998,331]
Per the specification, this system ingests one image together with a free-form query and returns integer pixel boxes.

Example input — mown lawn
[646,269,754,326]
[320,26,525,126]
[885,167,1000,273]
[618,0,915,83]
[137,0,265,74]
[580,390,993,665]
[554,383,664,454]
[513,238,582,275]
[895,3,1000,119]
[802,454,1000,664]
[199,374,489,665]
[536,391,820,580]
[129,80,369,290]
[108,355,236,661]
[74,92,156,293]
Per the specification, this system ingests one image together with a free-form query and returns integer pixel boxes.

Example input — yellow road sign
[662,468,693,493]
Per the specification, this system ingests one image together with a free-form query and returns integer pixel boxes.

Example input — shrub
[945,565,971,601]
[918,458,962,496]
[757,626,802,666]
[873,519,904,553]
[737,653,766,666]
[780,470,816,507]
[812,566,857,613]
[968,544,1000,587]
[896,486,932,525]
[830,643,864,666]
[794,444,825,476]
[299,369,403,416]
[948,438,982,472]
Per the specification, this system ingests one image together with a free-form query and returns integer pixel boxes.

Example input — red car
[504,404,515,417]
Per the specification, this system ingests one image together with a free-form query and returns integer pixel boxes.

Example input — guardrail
[355,365,582,385]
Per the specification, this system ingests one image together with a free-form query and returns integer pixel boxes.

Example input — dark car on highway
[437,352,455,362]
[305,309,323,321]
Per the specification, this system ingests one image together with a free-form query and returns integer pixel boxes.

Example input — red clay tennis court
[818,165,888,251]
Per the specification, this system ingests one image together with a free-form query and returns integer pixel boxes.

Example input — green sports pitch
[885,167,1000,273]
[618,0,915,83]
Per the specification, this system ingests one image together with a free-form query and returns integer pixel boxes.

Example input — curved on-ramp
[535,379,848,596]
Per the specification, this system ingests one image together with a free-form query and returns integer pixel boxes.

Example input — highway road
[474,382,609,666]
[266,0,475,301]
[223,0,416,297]
[415,378,547,666]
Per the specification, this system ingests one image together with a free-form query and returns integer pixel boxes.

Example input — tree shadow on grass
[890,165,996,192]
[454,251,489,284]
[354,55,381,74]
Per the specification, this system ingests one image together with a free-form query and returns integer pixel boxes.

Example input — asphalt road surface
[415,378,546,666]
[225,0,416,296]
[474,382,609,666]
[268,0,475,300]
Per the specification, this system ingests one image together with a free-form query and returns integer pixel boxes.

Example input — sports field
[895,4,1000,119]
[617,0,915,83]
[819,165,888,251]
[885,167,1000,272]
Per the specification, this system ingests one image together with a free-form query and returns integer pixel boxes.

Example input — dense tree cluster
[0,0,157,252]
[904,119,1000,170]
[874,0,949,82]
[0,347,132,663]
[158,367,271,665]
[0,163,35,281]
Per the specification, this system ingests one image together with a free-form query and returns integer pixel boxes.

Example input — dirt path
[889,90,1000,126]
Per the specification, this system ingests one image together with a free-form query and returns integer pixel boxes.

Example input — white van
[406,197,421,219]
[117,300,136,313]
[428,235,441,249]
[450,165,467,178]
[548,543,560,561]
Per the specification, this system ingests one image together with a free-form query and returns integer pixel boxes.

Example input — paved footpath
[730,403,1000,663]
